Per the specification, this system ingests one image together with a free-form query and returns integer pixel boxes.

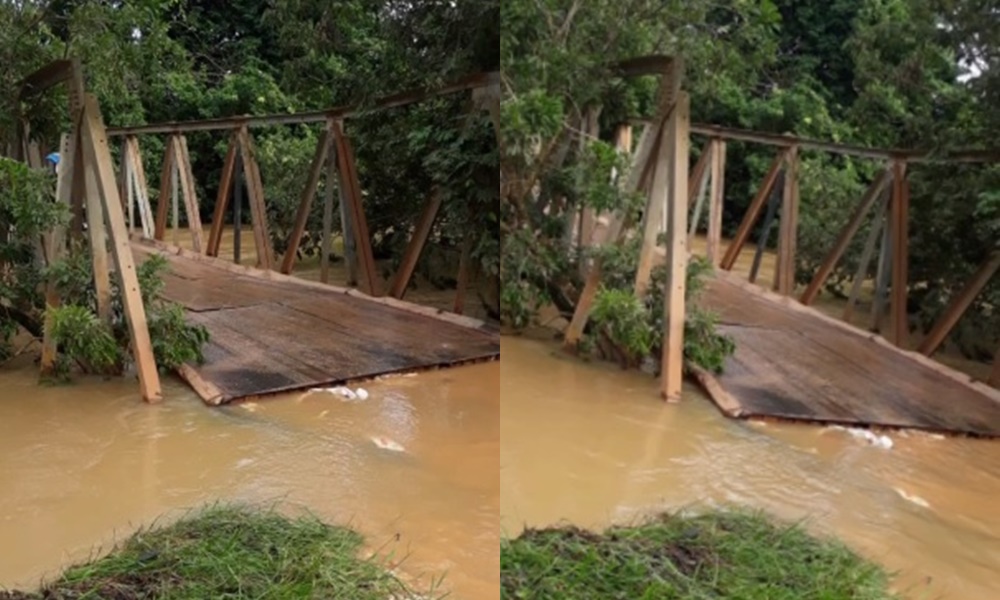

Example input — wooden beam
[154,136,176,241]
[280,127,331,274]
[870,217,892,332]
[320,128,337,284]
[79,96,162,403]
[800,167,892,305]
[661,92,690,403]
[127,137,154,239]
[237,127,276,270]
[233,152,243,264]
[775,146,800,295]
[890,160,910,347]
[331,120,381,296]
[454,233,474,315]
[917,252,1000,356]
[706,140,726,265]
[107,72,498,137]
[389,190,443,299]
[686,141,713,208]
[989,348,1000,388]
[749,173,782,285]
[176,135,205,253]
[844,193,890,324]
[207,131,239,256]
[687,143,713,244]
[719,151,786,271]
[40,132,74,377]
[84,140,112,324]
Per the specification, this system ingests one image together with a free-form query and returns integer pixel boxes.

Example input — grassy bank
[0,505,430,600]
[501,509,899,600]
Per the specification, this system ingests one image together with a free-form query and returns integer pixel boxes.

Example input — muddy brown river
[2,330,999,599]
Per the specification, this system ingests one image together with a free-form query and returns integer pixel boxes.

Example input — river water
[501,334,1000,600]
[0,356,499,599]
[2,317,999,599]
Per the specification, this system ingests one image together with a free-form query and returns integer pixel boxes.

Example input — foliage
[500,508,900,600]
[589,257,737,374]
[2,504,433,600]
[46,251,210,378]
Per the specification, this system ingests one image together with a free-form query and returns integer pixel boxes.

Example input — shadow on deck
[132,239,500,405]
[693,272,1000,438]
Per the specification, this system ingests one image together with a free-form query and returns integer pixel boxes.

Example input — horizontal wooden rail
[629,120,1000,164]
[107,72,499,136]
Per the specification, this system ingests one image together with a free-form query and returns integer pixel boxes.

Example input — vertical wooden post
[687,143,713,245]
[800,167,892,305]
[331,119,381,296]
[207,131,238,257]
[917,252,1000,356]
[79,96,162,403]
[661,92,690,403]
[154,136,175,241]
[320,125,337,284]
[40,132,74,376]
[870,217,893,332]
[720,151,786,271]
[843,192,889,324]
[176,135,204,253]
[749,173,783,285]
[118,138,131,224]
[706,140,726,266]
[775,145,800,295]
[84,142,112,324]
[389,189,443,299]
[890,159,910,347]
[989,348,1000,388]
[454,233,474,314]
[233,152,243,265]
[634,121,672,298]
[170,138,180,245]
[281,127,331,274]
[237,126,276,270]
[128,137,154,239]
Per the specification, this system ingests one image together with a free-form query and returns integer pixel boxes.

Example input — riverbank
[501,509,898,599]
[0,505,429,600]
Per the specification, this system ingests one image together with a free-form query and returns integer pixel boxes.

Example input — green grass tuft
[1,503,432,600]
[500,509,900,600]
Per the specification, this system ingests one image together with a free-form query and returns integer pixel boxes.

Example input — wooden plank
[176,135,205,253]
[84,138,113,324]
[990,348,1000,389]
[331,120,381,296]
[154,135,175,241]
[454,233,474,314]
[800,167,892,305]
[207,130,238,257]
[237,127,276,270]
[320,130,337,284]
[687,142,713,243]
[686,141,712,208]
[719,151,786,271]
[128,137,155,239]
[80,96,162,403]
[706,140,726,265]
[40,132,74,376]
[870,217,892,332]
[890,160,910,347]
[661,92,690,403]
[843,193,889,324]
[280,127,331,274]
[775,146,800,295]
[749,172,782,285]
[389,190,443,299]
[917,252,1000,356]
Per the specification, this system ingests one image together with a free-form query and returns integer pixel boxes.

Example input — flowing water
[0,357,499,599]
[501,335,1000,600]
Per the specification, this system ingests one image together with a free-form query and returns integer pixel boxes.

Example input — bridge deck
[132,240,500,405]
[695,273,1000,437]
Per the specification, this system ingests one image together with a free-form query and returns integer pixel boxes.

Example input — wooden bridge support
[706,139,726,266]
[917,252,1000,357]
[154,134,204,252]
[775,145,800,295]
[719,150,786,271]
[889,159,910,348]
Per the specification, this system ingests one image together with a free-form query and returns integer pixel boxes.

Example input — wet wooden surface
[132,243,500,404]
[698,274,1000,437]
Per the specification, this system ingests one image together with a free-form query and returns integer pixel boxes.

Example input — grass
[500,509,900,600]
[0,504,432,600]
